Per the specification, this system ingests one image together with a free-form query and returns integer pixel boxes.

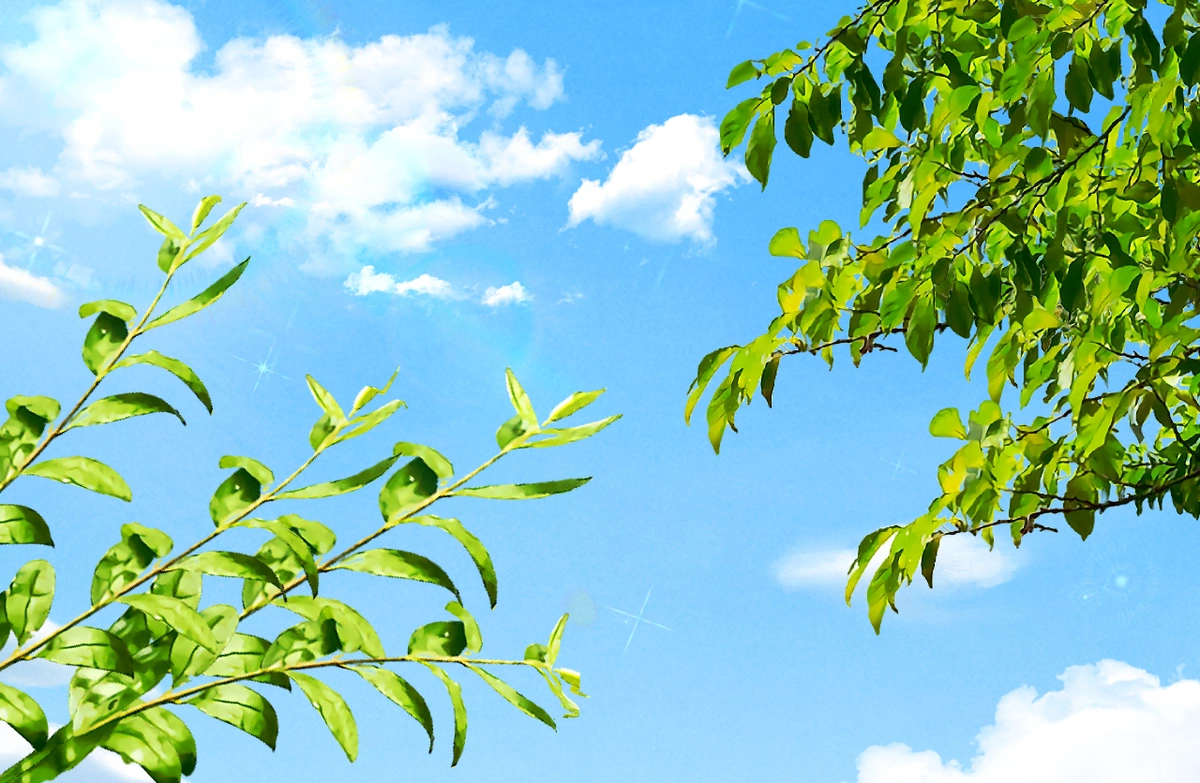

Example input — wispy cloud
[849,660,1200,782]
[0,166,59,197]
[566,113,749,244]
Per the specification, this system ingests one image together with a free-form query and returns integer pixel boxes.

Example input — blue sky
[2,0,1200,781]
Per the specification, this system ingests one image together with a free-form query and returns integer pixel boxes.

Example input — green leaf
[333,549,460,601]
[309,413,336,451]
[783,100,814,158]
[406,516,498,607]
[495,414,529,449]
[768,227,806,258]
[168,551,284,589]
[112,351,213,414]
[0,682,48,750]
[101,712,184,782]
[116,594,219,653]
[190,195,222,233]
[209,467,261,526]
[218,455,273,487]
[378,458,439,522]
[237,518,320,597]
[453,477,591,500]
[745,113,777,189]
[545,614,568,667]
[1065,55,1093,113]
[408,621,467,657]
[355,666,434,752]
[141,708,197,777]
[720,97,760,155]
[92,523,173,605]
[288,672,358,762]
[444,602,482,653]
[349,368,398,415]
[66,393,185,430]
[333,400,406,445]
[6,560,54,643]
[205,633,290,689]
[467,666,556,730]
[145,259,249,330]
[929,408,967,439]
[505,368,538,429]
[421,663,467,766]
[5,395,60,422]
[305,375,345,422]
[546,389,605,423]
[138,205,185,242]
[685,346,737,425]
[904,293,936,368]
[261,620,340,668]
[183,202,246,264]
[187,684,278,749]
[862,127,903,151]
[157,236,183,273]
[391,442,453,478]
[82,312,128,375]
[845,526,900,605]
[275,454,400,500]
[170,604,238,684]
[524,415,621,448]
[78,300,136,322]
[920,536,941,588]
[726,59,759,88]
[0,505,53,547]
[39,627,133,674]
[275,597,384,658]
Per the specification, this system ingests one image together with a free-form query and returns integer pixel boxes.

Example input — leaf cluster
[693,0,1200,630]
[0,199,616,779]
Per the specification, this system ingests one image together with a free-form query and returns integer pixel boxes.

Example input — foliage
[691,0,1200,631]
[0,197,616,779]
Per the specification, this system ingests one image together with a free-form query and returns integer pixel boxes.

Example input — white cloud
[566,113,749,244]
[0,724,150,781]
[251,193,295,207]
[849,660,1200,783]
[774,534,1018,592]
[482,280,531,306]
[0,0,599,260]
[0,253,65,308]
[0,166,59,197]
[344,265,457,299]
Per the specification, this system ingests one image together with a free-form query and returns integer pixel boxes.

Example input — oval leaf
[113,352,212,414]
[66,393,185,430]
[24,456,131,501]
[0,505,53,547]
[288,672,358,762]
[453,477,591,500]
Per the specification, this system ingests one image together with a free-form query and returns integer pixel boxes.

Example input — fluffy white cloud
[0,0,600,259]
[344,265,457,299]
[850,660,1200,783]
[775,534,1018,591]
[482,280,531,306]
[0,253,65,308]
[566,113,749,243]
[0,166,59,197]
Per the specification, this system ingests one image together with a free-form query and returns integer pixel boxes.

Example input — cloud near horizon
[849,660,1200,782]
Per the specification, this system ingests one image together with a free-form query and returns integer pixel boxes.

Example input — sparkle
[727,0,790,38]
[621,241,632,254]
[234,338,291,391]
[602,586,671,657]
[7,213,65,267]
[880,450,917,480]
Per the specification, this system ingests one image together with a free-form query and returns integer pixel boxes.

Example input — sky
[1,0,1200,781]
